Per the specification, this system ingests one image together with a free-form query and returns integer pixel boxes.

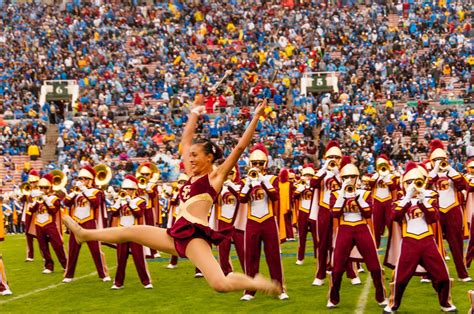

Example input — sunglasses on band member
[78,177,91,181]
[252,161,265,166]
[39,186,50,190]
[341,175,358,179]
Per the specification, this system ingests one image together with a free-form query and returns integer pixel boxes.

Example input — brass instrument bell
[94,164,112,187]
[137,176,148,190]
[51,170,68,191]
[20,182,32,196]
[248,168,259,180]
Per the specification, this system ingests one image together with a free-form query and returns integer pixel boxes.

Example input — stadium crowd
[0,0,471,185]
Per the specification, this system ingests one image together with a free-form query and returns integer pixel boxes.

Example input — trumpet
[327,160,338,170]
[118,190,128,199]
[33,195,45,204]
[20,182,32,196]
[439,160,448,171]
[71,185,82,193]
[413,178,426,191]
[345,185,355,194]
[248,168,260,180]
[377,165,390,177]
[137,176,148,190]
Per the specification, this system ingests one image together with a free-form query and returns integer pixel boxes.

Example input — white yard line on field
[0,268,115,305]
[354,276,372,314]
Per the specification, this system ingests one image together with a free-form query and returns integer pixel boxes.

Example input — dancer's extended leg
[185,238,281,295]
[64,215,177,256]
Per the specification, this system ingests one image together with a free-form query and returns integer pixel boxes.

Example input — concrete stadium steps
[0,156,43,193]
[41,124,59,164]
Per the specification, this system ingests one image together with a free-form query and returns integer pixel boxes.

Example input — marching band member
[0,255,12,296]
[20,169,40,262]
[29,174,67,274]
[166,174,188,269]
[109,175,152,289]
[311,141,358,286]
[464,158,474,268]
[63,166,110,283]
[384,162,456,313]
[327,156,386,308]
[216,166,243,275]
[136,162,161,259]
[294,164,318,266]
[239,143,288,300]
[368,154,399,248]
[427,140,471,281]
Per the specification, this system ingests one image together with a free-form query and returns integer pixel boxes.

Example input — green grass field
[0,234,472,313]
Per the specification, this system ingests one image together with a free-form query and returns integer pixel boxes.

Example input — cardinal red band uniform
[385,162,456,312]
[216,178,243,275]
[427,140,470,280]
[327,156,386,307]
[30,174,67,273]
[311,141,357,284]
[238,143,286,300]
[136,162,160,258]
[63,166,109,281]
[110,175,151,289]
[294,165,318,264]
[239,173,285,297]
[369,155,398,248]
[21,169,41,261]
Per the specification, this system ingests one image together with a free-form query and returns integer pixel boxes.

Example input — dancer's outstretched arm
[181,95,205,175]
[210,100,267,189]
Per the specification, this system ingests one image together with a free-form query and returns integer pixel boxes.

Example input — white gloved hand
[405,183,416,199]
[67,192,77,199]
[30,190,44,198]
[251,179,260,188]
[120,200,128,206]
[126,195,132,202]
